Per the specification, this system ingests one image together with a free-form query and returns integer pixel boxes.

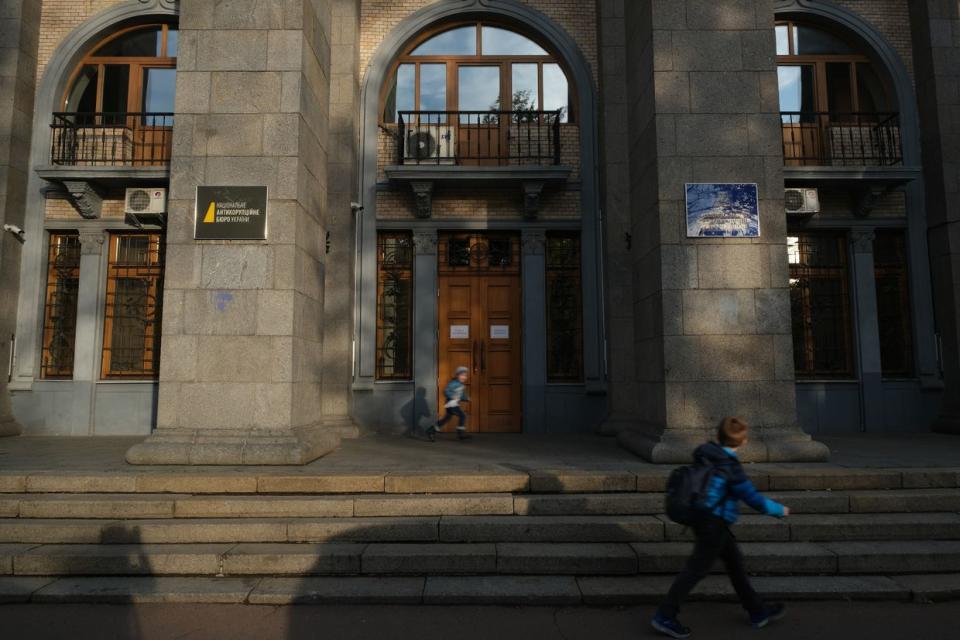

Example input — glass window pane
[778,65,815,120]
[376,233,413,380]
[458,65,500,117]
[384,63,415,123]
[546,233,583,382]
[419,63,447,116]
[511,63,539,111]
[857,63,890,113]
[41,234,81,379]
[142,68,176,115]
[411,26,476,56]
[775,25,790,56]
[65,65,99,112]
[826,62,854,114]
[873,230,913,377]
[166,29,178,57]
[542,63,569,122]
[94,27,163,56]
[795,24,857,55]
[101,65,130,120]
[482,26,548,55]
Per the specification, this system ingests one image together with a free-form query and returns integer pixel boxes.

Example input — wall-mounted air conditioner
[785,188,820,216]
[404,125,455,164]
[124,187,167,215]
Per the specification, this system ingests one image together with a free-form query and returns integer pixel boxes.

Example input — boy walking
[426,366,471,441]
[652,417,789,638]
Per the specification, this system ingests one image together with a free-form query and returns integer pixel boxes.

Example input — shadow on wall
[397,386,432,438]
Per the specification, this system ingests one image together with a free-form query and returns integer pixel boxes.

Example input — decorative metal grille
[41,233,81,379]
[101,233,164,379]
[376,232,414,380]
[873,230,913,378]
[788,233,854,378]
[546,232,583,382]
[437,233,521,274]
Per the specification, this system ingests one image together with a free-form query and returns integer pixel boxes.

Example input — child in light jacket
[427,366,471,441]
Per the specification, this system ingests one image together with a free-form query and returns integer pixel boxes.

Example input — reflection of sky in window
[542,63,568,122]
[482,27,547,55]
[419,64,446,110]
[412,26,476,55]
[143,68,176,112]
[775,25,790,56]
[167,29,178,57]
[458,66,500,111]
[396,64,415,114]
[511,64,538,109]
[778,66,801,111]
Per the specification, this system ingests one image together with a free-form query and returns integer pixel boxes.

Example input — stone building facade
[0,0,957,464]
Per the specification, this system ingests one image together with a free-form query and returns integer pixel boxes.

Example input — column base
[0,416,21,437]
[618,426,830,463]
[324,415,361,439]
[125,425,341,465]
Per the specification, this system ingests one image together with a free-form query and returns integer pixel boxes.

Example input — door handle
[481,339,486,372]
[473,339,479,372]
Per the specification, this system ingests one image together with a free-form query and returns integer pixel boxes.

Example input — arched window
[382,21,572,123]
[63,23,178,122]
[776,20,892,117]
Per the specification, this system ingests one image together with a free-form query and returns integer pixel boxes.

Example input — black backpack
[664,459,718,525]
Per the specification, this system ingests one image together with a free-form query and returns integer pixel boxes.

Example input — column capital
[78,230,106,255]
[849,229,876,254]
[413,228,438,256]
[521,228,546,255]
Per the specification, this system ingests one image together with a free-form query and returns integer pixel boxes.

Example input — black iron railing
[51,112,174,166]
[397,110,562,166]
[780,112,903,167]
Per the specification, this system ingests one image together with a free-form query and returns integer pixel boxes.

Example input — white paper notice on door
[490,325,509,339]
[450,325,470,339]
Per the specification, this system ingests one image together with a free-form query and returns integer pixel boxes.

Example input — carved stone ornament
[849,229,876,254]
[521,181,545,220]
[78,231,106,255]
[410,181,434,219]
[62,181,105,220]
[521,229,546,256]
[412,230,438,255]
[138,0,179,10]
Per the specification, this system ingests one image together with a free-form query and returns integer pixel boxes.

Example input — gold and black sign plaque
[194,186,268,240]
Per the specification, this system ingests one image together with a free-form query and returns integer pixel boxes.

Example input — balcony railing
[781,112,903,167]
[397,110,562,166]
[51,112,174,167]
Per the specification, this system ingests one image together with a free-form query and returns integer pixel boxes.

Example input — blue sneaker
[750,603,786,628]
[651,615,692,639]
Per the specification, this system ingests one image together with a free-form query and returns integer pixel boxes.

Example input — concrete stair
[1,467,959,604]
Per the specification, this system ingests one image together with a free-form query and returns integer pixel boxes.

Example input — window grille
[376,232,414,380]
[546,232,583,382]
[40,233,81,379]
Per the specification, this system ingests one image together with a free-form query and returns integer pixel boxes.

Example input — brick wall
[36,0,128,84]
[832,0,914,81]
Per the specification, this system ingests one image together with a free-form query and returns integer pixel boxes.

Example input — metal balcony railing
[397,110,562,166]
[781,112,903,167]
[51,112,174,167]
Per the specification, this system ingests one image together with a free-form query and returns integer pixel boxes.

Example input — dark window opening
[376,232,414,380]
[41,233,81,379]
[873,230,914,378]
[546,232,583,383]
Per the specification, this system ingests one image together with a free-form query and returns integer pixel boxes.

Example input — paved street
[3,602,957,639]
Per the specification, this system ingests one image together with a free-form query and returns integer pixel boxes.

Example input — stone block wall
[617,0,827,462]
[128,0,341,464]
[0,0,41,436]
[910,0,960,433]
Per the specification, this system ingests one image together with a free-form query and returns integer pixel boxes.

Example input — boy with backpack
[652,417,790,639]
[426,366,471,441]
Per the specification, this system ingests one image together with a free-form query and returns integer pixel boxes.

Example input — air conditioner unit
[125,187,167,215]
[404,125,455,164]
[784,188,820,215]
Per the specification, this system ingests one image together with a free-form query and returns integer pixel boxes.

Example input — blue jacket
[695,442,785,523]
[443,378,468,404]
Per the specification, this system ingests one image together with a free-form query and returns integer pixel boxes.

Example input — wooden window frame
[40,232,82,380]
[100,233,164,380]
[380,20,575,123]
[62,23,177,116]
[789,232,855,379]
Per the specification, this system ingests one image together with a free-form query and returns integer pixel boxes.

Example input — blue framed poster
[685,183,760,238]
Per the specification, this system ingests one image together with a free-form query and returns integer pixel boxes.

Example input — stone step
[9,540,959,578]
[3,511,960,545]
[3,488,960,520]
[2,573,950,605]
[1,467,957,496]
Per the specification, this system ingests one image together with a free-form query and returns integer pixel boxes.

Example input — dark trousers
[438,406,466,430]
[657,516,764,619]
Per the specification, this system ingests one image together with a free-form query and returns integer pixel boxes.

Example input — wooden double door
[437,251,522,433]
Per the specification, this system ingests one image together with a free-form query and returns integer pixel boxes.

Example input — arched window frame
[62,22,178,116]
[379,19,576,124]
[775,19,891,115]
